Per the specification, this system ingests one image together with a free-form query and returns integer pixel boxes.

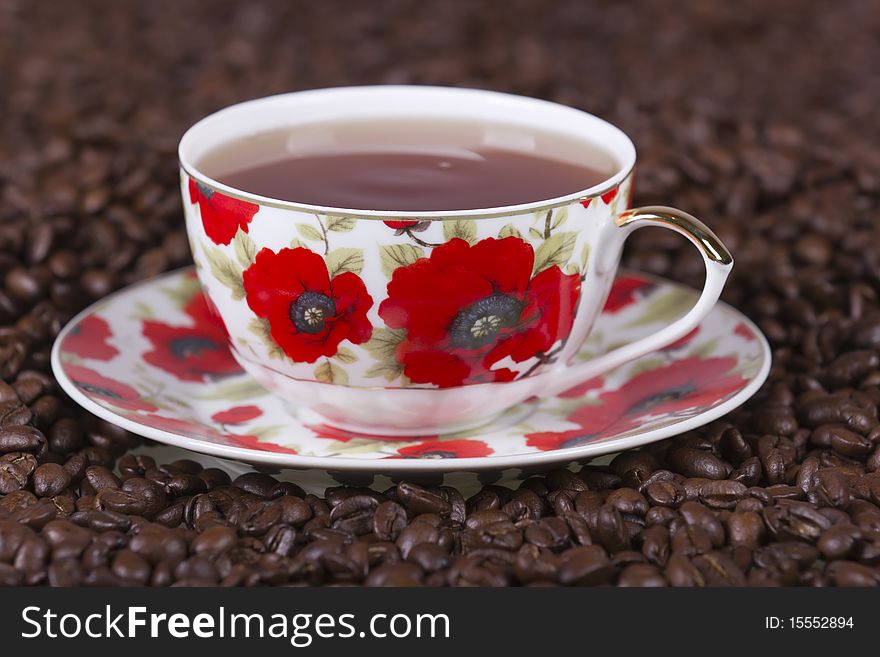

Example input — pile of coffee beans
[2,0,880,586]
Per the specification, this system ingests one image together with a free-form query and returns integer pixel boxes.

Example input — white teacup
[179,86,732,435]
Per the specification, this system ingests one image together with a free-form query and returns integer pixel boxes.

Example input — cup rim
[179,85,637,220]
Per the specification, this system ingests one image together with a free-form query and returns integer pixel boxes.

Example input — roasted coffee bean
[32,463,71,497]
[545,469,589,492]
[826,561,880,587]
[129,525,187,564]
[818,524,861,560]
[618,563,667,587]
[111,549,151,585]
[699,480,747,509]
[719,427,752,464]
[364,562,423,587]
[763,502,831,542]
[515,544,559,583]
[372,500,407,541]
[524,517,570,551]
[396,482,450,516]
[726,511,765,548]
[730,456,764,486]
[596,504,630,553]
[396,522,440,559]
[558,545,614,586]
[0,452,37,493]
[0,425,46,453]
[827,426,874,459]
[640,525,670,566]
[666,448,730,480]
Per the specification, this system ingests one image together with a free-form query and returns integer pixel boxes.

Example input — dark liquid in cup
[198,118,617,212]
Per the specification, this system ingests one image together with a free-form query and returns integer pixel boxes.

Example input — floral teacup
[179,86,732,434]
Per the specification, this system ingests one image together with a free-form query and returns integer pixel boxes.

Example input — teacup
[179,86,732,435]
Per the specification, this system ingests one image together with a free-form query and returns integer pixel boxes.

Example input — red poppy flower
[734,323,756,341]
[211,405,263,424]
[184,292,229,337]
[142,295,241,382]
[67,364,158,412]
[602,275,653,313]
[526,356,746,451]
[384,220,420,230]
[601,186,619,204]
[557,376,604,399]
[393,439,493,458]
[309,423,430,443]
[663,326,700,351]
[62,315,118,361]
[188,178,259,245]
[379,237,581,387]
[242,247,373,363]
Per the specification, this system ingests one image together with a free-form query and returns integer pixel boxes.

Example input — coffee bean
[33,463,71,497]
[763,502,831,542]
[112,549,151,585]
[726,511,765,548]
[558,545,614,586]
[826,561,880,587]
[373,501,407,541]
[0,425,46,453]
[525,517,570,551]
[397,482,450,516]
[0,452,37,493]
[699,480,747,509]
[666,448,730,480]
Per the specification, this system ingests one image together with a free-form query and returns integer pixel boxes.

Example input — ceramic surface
[52,267,769,485]
[178,86,732,433]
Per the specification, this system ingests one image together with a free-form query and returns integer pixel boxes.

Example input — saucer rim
[51,267,771,473]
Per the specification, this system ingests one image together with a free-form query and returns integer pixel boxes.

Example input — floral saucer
[51,267,769,489]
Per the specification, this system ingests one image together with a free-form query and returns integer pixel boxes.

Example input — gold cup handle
[543,206,734,397]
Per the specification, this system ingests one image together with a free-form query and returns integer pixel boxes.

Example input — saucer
[51,267,769,489]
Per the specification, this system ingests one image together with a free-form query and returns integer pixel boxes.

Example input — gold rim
[180,161,636,222]
[616,206,733,265]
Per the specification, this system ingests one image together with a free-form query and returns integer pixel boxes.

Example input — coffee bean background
[2,0,880,586]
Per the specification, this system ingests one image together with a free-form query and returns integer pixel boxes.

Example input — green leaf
[499,224,523,239]
[551,206,569,229]
[326,247,364,277]
[314,360,349,385]
[565,263,581,276]
[365,361,405,383]
[202,242,245,300]
[625,288,696,328]
[379,244,424,278]
[296,223,323,242]
[580,242,591,273]
[363,327,406,361]
[248,317,285,360]
[325,215,356,232]
[688,337,720,359]
[197,378,267,401]
[289,238,309,249]
[248,425,288,439]
[133,301,154,318]
[333,347,358,364]
[528,227,544,240]
[233,230,257,268]
[161,275,202,307]
[627,357,669,379]
[442,219,477,244]
[533,231,577,274]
